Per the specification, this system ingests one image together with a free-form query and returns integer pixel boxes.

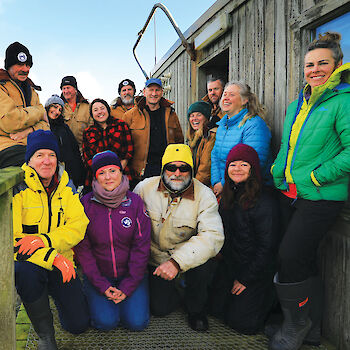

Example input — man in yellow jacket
[0,42,49,168]
[13,130,90,350]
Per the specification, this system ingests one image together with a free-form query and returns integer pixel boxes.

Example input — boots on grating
[268,274,312,350]
[265,276,322,346]
[23,291,58,350]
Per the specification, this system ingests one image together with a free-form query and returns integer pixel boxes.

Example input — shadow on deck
[16,303,335,350]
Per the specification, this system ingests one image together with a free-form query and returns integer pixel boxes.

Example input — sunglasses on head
[165,164,191,173]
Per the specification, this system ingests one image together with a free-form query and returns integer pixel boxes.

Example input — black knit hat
[118,79,136,94]
[5,42,33,70]
[60,76,78,90]
[187,101,211,120]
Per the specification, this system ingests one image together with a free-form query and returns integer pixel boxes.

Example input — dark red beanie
[225,144,261,184]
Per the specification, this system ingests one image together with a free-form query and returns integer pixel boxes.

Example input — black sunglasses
[164,164,191,173]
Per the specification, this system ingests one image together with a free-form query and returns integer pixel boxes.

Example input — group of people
[2,30,349,350]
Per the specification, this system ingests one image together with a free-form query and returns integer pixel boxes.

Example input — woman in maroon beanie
[209,143,279,334]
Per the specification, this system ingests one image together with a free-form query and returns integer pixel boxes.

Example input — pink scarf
[92,175,129,208]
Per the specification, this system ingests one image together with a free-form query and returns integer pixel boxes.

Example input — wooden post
[319,212,350,350]
[0,167,24,350]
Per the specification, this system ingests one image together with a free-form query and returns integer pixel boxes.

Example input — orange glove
[53,253,76,283]
[15,236,45,255]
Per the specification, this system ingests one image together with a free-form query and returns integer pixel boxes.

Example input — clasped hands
[105,286,126,304]
[153,259,180,281]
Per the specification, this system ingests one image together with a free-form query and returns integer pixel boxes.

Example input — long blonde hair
[220,81,267,127]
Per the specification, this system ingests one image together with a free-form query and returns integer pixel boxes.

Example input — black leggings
[278,194,343,283]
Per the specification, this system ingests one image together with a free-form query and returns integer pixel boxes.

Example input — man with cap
[110,78,139,120]
[124,78,184,187]
[60,75,93,147]
[0,42,49,168]
[134,144,224,331]
[202,76,225,129]
[13,129,90,349]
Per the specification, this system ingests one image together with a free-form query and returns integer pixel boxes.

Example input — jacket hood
[305,62,350,103]
[21,162,71,192]
[0,68,41,91]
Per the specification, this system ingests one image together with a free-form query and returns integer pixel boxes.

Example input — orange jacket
[123,97,184,179]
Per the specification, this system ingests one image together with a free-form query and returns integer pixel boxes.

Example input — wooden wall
[153,1,350,348]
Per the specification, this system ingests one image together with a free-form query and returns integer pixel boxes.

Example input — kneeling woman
[209,144,278,334]
[74,151,151,331]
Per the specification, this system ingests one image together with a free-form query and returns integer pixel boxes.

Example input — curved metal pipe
[133,2,195,79]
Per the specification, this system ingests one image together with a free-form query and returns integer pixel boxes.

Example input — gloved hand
[15,236,45,255]
[53,253,76,283]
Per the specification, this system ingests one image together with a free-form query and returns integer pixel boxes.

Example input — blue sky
[0,0,216,104]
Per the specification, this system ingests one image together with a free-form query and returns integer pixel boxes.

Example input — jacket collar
[157,178,195,200]
[0,68,41,91]
[136,96,174,111]
[218,108,248,128]
[303,62,350,105]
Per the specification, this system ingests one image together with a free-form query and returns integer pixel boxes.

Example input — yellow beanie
[161,144,193,170]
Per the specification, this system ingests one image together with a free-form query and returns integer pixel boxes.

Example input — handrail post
[0,167,24,350]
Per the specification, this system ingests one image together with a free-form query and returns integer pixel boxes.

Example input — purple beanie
[91,151,122,177]
[225,144,261,184]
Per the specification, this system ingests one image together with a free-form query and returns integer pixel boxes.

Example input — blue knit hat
[45,94,64,108]
[25,130,60,163]
[92,151,122,177]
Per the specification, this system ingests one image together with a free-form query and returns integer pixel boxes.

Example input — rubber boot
[265,276,322,346]
[268,274,312,350]
[23,292,58,350]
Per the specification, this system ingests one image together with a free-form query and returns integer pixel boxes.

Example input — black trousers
[148,260,214,317]
[278,194,343,283]
[209,261,275,335]
[0,145,26,168]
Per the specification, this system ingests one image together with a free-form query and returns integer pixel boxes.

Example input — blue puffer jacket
[211,109,271,186]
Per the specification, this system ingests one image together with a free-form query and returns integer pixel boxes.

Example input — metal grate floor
[16,303,334,350]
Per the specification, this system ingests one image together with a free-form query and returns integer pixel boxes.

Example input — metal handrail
[133,2,196,79]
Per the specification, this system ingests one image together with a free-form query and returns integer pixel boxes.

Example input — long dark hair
[221,166,261,210]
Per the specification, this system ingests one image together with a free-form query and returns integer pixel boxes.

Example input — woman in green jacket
[269,32,350,350]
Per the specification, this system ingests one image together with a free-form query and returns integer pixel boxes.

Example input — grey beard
[162,172,191,193]
[121,96,134,105]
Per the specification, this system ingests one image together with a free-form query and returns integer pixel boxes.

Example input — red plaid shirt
[82,118,133,186]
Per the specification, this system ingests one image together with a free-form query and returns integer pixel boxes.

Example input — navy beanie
[25,130,60,163]
[187,101,211,120]
[92,151,122,177]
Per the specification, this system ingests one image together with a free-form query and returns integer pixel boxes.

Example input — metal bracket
[133,2,196,79]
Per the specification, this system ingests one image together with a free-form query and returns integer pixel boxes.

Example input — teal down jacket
[272,63,350,201]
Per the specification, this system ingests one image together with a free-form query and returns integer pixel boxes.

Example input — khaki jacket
[0,69,48,152]
[123,97,184,179]
[187,129,216,187]
[134,177,224,271]
[110,97,135,120]
[63,100,92,147]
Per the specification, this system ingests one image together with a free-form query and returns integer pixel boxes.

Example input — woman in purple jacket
[74,151,151,331]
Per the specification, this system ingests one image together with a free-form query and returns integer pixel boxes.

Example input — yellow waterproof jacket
[0,69,48,152]
[13,163,89,270]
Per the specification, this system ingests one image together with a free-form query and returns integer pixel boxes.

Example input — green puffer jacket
[272,63,350,201]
